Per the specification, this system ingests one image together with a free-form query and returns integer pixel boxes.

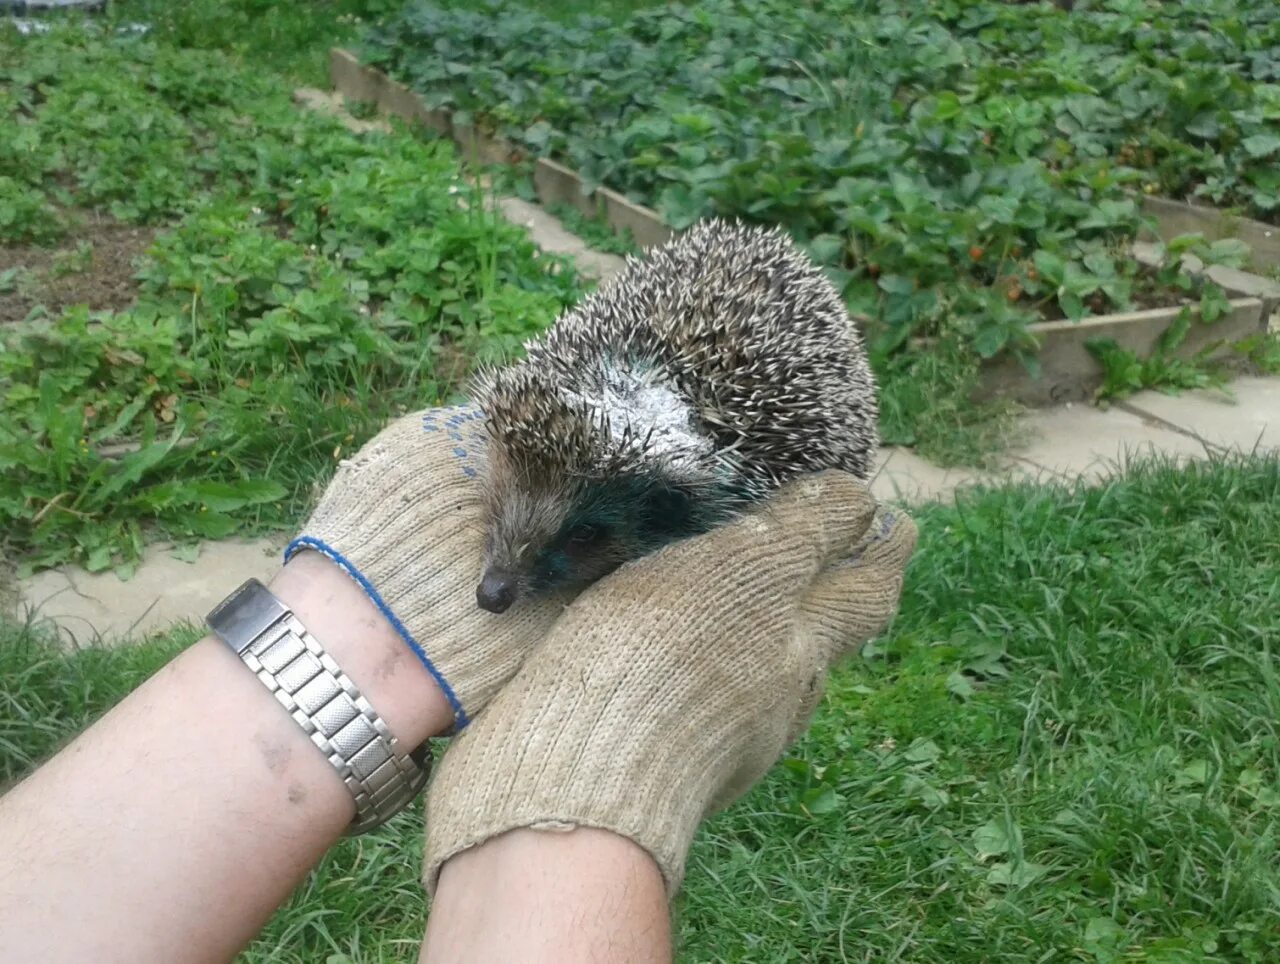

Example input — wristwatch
[206,578,431,834]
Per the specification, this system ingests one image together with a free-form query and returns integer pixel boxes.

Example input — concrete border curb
[329,49,669,249]
[979,298,1264,405]
[1139,194,1280,273]
[980,238,1275,404]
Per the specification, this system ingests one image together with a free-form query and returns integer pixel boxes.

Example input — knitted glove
[287,406,567,728]
[422,471,917,894]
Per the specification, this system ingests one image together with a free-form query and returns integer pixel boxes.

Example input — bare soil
[0,215,158,323]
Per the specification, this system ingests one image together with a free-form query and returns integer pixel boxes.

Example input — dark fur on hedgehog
[469,218,878,614]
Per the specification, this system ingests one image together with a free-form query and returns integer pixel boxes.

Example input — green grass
[6,454,1279,961]
[547,202,643,258]
[0,25,582,577]
[876,338,1024,467]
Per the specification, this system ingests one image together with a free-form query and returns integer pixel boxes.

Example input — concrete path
[8,93,1278,646]
[16,537,285,647]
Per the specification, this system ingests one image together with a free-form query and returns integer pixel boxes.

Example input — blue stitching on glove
[282,535,470,730]
[422,408,487,481]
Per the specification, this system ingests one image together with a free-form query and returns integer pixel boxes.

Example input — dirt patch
[0,215,159,323]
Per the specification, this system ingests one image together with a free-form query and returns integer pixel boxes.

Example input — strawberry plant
[359,0,1276,397]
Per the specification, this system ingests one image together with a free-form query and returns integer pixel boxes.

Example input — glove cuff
[285,535,470,729]
[422,723,706,897]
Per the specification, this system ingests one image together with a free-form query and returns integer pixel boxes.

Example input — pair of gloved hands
[293,406,917,895]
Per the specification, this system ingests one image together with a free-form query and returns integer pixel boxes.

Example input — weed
[1234,331,1280,374]
[47,242,95,279]
[877,338,1023,468]
[1083,232,1254,400]
[0,28,581,576]
[547,202,642,258]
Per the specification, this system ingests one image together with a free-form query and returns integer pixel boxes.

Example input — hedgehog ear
[641,485,693,536]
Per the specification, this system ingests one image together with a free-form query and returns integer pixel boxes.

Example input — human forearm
[421,827,670,963]
[0,551,451,963]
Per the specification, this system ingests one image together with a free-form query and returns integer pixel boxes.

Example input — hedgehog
[470,217,878,614]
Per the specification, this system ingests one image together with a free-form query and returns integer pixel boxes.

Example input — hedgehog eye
[566,523,605,547]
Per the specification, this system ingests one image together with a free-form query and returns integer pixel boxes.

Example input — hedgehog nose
[477,570,518,613]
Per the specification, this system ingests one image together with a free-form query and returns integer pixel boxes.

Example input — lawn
[5,454,1278,961]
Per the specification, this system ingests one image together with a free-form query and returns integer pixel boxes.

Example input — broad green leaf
[1206,238,1250,268]
[903,774,949,810]
[986,860,1047,888]
[169,543,202,564]
[1174,759,1210,787]
[800,786,842,816]
[805,234,844,266]
[1082,917,1126,955]
[903,738,941,764]
[1242,134,1280,158]
[85,544,113,573]
[185,479,288,512]
[972,819,1012,859]
[946,670,975,699]
[1060,291,1086,321]
[973,324,1007,359]
[877,274,915,297]
[1033,250,1066,285]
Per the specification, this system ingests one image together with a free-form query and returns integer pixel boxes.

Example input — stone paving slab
[870,447,1042,505]
[496,197,625,281]
[18,537,284,647]
[292,86,389,135]
[1008,402,1214,482]
[1119,377,1278,454]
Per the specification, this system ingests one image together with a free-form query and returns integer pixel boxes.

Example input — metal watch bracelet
[206,578,431,835]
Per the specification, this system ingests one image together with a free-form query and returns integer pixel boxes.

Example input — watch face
[207,579,284,654]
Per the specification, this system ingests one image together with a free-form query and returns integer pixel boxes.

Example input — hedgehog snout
[477,567,519,613]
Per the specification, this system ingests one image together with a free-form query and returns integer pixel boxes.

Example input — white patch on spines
[560,361,714,480]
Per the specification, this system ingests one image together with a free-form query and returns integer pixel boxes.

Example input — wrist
[268,549,455,748]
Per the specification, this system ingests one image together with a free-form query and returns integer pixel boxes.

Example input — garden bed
[1139,194,1280,275]
[0,214,158,324]
[329,47,1275,408]
[343,0,1280,419]
[330,49,673,248]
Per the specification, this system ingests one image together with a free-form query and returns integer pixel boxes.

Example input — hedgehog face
[474,358,729,612]
[477,467,701,613]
